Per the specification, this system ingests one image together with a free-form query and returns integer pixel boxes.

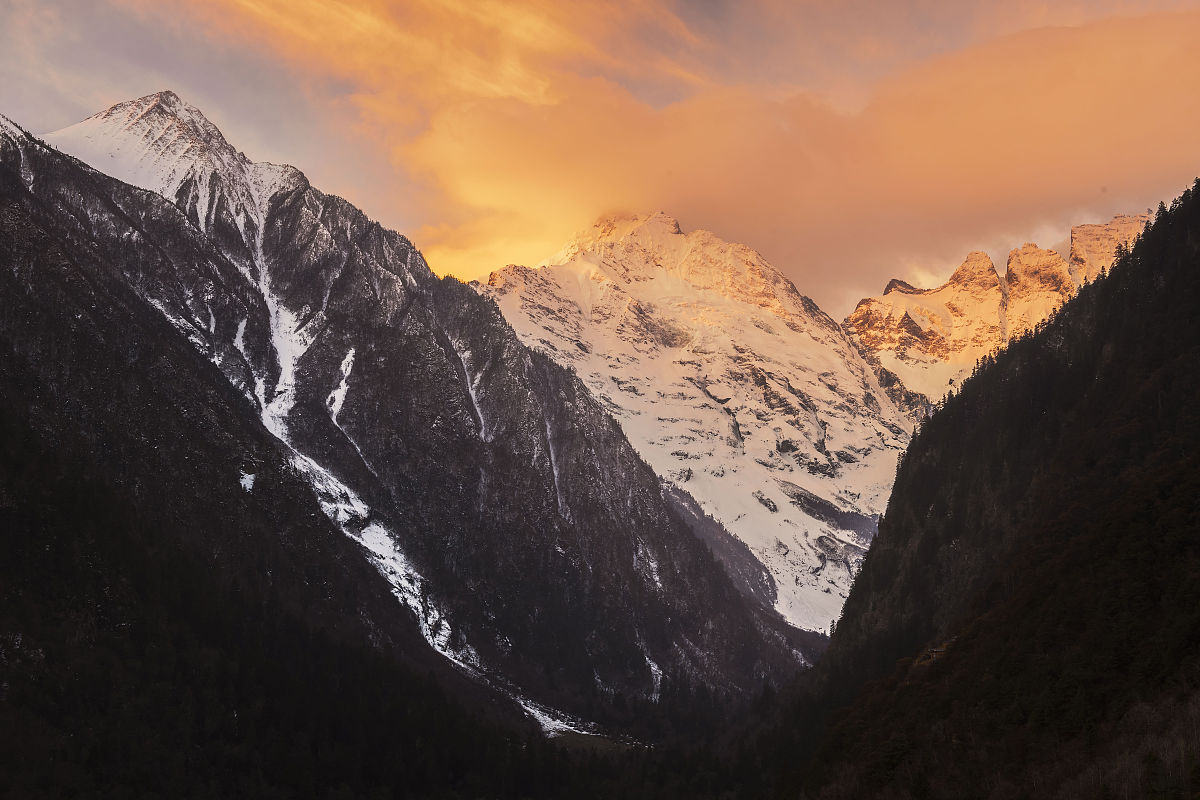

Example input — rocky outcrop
[1069,213,1151,285]
[844,251,1005,402]
[845,214,1149,405]
[1001,243,1074,340]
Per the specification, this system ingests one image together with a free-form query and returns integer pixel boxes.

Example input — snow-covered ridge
[0,113,26,140]
[45,91,224,198]
[845,213,1150,402]
[45,91,302,241]
[482,213,911,632]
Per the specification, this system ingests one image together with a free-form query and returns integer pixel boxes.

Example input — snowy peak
[548,211,683,258]
[882,278,922,295]
[44,90,303,244]
[876,251,999,298]
[539,212,828,333]
[845,250,1005,402]
[545,211,682,258]
[948,250,1002,291]
[482,214,911,632]
[46,90,239,197]
[45,92,327,444]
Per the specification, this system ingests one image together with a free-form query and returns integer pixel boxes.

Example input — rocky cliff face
[844,250,1006,402]
[1001,243,1075,340]
[481,213,911,633]
[23,93,806,732]
[844,214,1149,403]
[1069,213,1150,285]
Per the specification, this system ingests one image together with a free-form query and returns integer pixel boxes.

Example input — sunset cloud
[10,0,1200,312]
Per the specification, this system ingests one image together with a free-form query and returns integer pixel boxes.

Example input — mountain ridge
[844,213,1150,402]
[0,119,578,795]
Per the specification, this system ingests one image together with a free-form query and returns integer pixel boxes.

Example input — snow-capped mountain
[46,91,279,239]
[45,92,318,440]
[29,93,806,732]
[481,213,912,633]
[844,214,1150,402]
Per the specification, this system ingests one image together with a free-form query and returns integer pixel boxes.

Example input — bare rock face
[1002,243,1073,340]
[845,214,1149,406]
[1069,213,1152,285]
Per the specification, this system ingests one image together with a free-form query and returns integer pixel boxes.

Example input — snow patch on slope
[354,522,482,672]
[292,446,595,736]
[327,348,356,420]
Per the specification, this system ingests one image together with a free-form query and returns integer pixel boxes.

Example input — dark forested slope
[760,182,1200,798]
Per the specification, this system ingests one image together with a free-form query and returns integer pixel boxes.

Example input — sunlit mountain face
[844,214,1150,402]
[483,212,911,633]
[3,2,1200,797]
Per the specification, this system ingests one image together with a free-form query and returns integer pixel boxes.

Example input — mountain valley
[0,80,1196,800]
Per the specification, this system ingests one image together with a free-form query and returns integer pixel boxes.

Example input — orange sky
[5,0,1200,312]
